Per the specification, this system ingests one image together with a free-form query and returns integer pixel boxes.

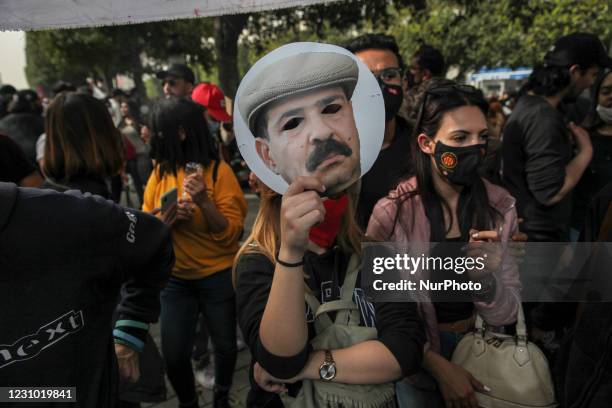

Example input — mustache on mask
[305,137,353,172]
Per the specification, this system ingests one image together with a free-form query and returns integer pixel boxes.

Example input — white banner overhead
[0,0,342,31]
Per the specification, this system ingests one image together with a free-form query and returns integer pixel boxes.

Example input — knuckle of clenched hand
[307,191,319,201]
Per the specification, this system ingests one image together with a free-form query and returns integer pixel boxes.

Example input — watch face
[320,362,336,380]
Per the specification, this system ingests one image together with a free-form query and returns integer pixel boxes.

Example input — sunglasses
[374,67,404,84]
[414,83,484,135]
[162,79,177,87]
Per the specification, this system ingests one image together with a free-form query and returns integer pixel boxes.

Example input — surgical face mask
[596,104,612,124]
[433,140,487,186]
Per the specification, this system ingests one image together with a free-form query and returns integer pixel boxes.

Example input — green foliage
[24,0,612,90]
[25,19,214,91]
[389,0,612,76]
[242,0,422,69]
[240,0,611,79]
[143,76,161,99]
[523,0,612,63]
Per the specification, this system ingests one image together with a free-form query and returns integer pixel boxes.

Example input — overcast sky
[0,31,28,89]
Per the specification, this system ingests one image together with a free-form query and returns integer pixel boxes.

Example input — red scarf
[308,194,349,249]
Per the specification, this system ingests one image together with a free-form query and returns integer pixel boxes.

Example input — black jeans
[161,269,237,404]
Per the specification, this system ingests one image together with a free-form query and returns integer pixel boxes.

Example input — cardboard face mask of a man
[238,52,361,195]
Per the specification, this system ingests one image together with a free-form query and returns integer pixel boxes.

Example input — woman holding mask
[367,82,521,408]
[143,97,247,408]
[233,175,426,407]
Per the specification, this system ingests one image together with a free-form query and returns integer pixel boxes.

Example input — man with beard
[239,51,361,197]
[345,34,413,228]
[502,33,612,242]
[156,63,196,98]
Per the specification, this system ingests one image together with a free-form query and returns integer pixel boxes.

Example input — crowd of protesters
[1,29,612,408]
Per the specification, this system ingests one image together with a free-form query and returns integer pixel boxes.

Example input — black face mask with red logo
[433,141,487,186]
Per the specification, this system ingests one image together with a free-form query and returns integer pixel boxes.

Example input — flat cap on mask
[238,52,359,135]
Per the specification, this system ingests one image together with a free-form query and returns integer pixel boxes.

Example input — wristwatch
[319,350,336,381]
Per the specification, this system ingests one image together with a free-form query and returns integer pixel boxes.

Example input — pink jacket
[367,176,522,353]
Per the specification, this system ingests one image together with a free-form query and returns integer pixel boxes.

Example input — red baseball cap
[192,83,232,122]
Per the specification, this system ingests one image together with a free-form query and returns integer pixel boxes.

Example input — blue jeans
[396,331,463,408]
[160,269,237,404]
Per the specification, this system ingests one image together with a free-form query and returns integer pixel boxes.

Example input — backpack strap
[305,292,333,333]
[340,254,361,298]
[341,254,363,325]
[306,254,362,329]
[311,254,361,316]
[316,299,358,319]
[0,182,18,232]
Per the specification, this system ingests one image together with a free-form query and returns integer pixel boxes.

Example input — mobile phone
[161,188,178,213]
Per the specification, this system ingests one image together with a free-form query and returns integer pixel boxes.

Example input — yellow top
[143,161,247,279]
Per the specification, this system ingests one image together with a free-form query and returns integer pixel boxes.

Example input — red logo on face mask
[441,152,458,169]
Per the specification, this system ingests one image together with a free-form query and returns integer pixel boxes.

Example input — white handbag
[451,304,557,408]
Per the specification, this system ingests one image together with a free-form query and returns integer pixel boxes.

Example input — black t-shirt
[356,116,413,229]
[0,134,36,184]
[0,183,174,408]
[571,131,612,231]
[235,247,425,401]
[579,182,612,242]
[502,95,572,241]
[431,238,475,323]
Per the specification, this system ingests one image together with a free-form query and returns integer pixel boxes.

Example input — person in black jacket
[502,33,612,242]
[233,179,425,408]
[0,182,174,407]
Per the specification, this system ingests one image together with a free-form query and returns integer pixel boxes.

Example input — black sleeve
[579,183,612,242]
[0,135,36,184]
[523,112,569,205]
[374,301,425,378]
[235,252,310,379]
[113,206,174,351]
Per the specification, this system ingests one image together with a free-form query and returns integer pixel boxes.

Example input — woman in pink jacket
[367,82,521,408]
